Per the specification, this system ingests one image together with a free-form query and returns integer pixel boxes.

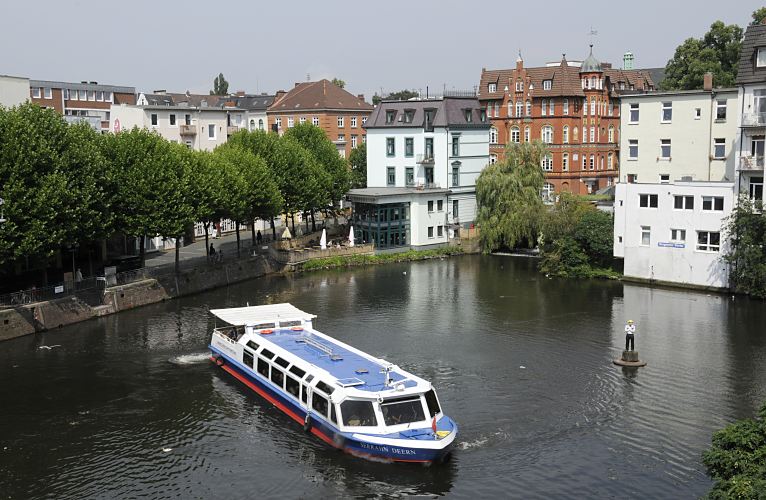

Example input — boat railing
[214,326,242,344]
[296,336,344,361]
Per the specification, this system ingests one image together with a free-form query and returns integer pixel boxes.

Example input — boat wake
[457,430,510,451]
[168,352,210,365]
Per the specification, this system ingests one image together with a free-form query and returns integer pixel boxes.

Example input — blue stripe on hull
[209,347,453,463]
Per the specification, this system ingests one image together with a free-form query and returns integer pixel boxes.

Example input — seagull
[38,345,61,350]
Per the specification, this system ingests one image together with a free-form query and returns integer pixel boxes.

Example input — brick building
[29,80,136,132]
[478,47,656,195]
[267,79,373,158]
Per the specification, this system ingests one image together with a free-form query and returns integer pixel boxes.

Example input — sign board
[658,242,685,249]
[54,285,64,294]
[113,118,121,133]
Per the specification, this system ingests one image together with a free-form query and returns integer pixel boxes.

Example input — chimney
[703,72,713,91]
[236,90,245,97]
[357,94,365,101]
[275,90,287,102]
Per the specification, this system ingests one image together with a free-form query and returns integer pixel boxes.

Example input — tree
[475,141,546,252]
[752,7,766,25]
[723,195,766,298]
[573,210,614,269]
[331,78,346,89]
[348,142,367,188]
[661,21,743,90]
[372,89,419,105]
[210,73,229,96]
[702,402,766,498]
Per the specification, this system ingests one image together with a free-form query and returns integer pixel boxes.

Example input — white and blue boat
[208,303,457,463]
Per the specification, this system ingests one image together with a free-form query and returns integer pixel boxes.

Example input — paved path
[144,230,263,268]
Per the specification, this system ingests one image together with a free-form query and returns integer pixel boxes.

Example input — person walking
[625,319,636,351]
[256,230,262,245]
[209,243,216,261]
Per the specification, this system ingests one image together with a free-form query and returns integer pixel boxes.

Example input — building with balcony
[346,96,489,249]
[267,79,372,158]
[619,80,737,184]
[735,22,766,202]
[220,92,275,132]
[0,74,30,107]
[29,79,135,132]
[478,46,657,195]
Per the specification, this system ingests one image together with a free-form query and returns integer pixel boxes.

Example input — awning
[210,303,316,326]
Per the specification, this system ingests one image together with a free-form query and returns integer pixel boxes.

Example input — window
[660,139,671,159]
[511,127,520,143]
[351,135,357,148]
[386,110,395,124]
[714,138,726,159]
[79,90,87,100]
[488,83,497,93]
[563,98,569,115]
[542,154,553,171]
[541,125,553,144]
[405,137,414,157]
[639,194,658,208]
[674,195,694,210]
[516,101,523,117]
[526,100,531,116]
[641,226,651,246]
[386,137,395,156]
[243,349,254,368]
[549,98,555,115]
[541,99,547,116]
[312,393,329,417]
[452,200,459,218]
[270,367,284,388]
[524,126,530,142]
[516,81,524,92]
[31,87,41,98]
[660,174,670,183]
[490,127,498,144]
[694,108,702,119]
[428,226,434,238]
[589,126,595,143]
[427,200,434,212]
[628,139,638,159]
[629,103,639,123]
[105,91,112,102]
[702,196,724,211]
[750,176,764,200]
[608,152,613,170]
[508,102,513,117]
[589,154,595,170]
[452,135,460,156]
[381,396,426,426]
[608,126,614,143]
[486,104,492,118]
[464,109,473,122]
[661,102,672,122]
[169,114,176,126]
[562,126,569,144]
[543,79,552,90]
[287,117,294,128]
[403,110,414,123]
[590,97,596,116]
[299,116,306,125]
[341,400,377,427]
[337,116,344,128]
[43,88,52,99]
[285,376,300,399]
[257,358,269,377]
[275,117,282,129]
[150,113,158,126]
[542,182,555,202]
[714,99,727,120]
[351,116,357,128]
[208,123,216,139]
[258,119,264,130]
[312,116,319,126]
[494,102,499,117]
[671,229,686,243]
[583,98,588,115]
[489,154,497,164]
[697,231,720,252]
[387,167,395,186]
[437,225,444,237]
[452,164,459,186]
[437,200,443,212]
[405,167,414,186]
[758,48,766,67]
[562,153,569,171]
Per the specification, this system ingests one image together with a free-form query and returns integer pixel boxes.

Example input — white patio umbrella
[320,228,327,250]
[281,226,292,240]
[348,226,355,247]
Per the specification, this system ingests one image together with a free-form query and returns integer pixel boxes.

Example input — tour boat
[208,303,457,463]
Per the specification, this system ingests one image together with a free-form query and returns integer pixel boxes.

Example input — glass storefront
[351,202,410,249]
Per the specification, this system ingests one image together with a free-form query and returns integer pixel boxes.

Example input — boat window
[305,375,314,383]
[425,389,441,417]
[280,320,302,327]
[252,322,275,330]
[381,396,426,426]
[289,366,306,378]
[270,367,284,388]
[301,386,308,404]
[330,404,337,424]
[246,340,260,351]
[243,349,254,369]
[274,357,290,368]
[286,376,300,399]
[312,393,329,416]
[340,400,378,427]
[315,381,334,395]
[257,358,270,377]
[261,349,275,360]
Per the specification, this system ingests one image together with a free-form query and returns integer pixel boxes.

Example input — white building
[619,84,738,184]
[0,74,30,107]
[613,181,733,289]
[734,23,766,202]
[346,96,490,249]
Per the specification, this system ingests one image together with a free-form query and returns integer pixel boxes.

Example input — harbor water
[1,255,765,498]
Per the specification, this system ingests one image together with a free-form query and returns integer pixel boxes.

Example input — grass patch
[300,246,464,272]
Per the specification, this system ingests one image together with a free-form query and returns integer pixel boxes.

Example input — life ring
[291,326,304,331]
[215,356,225,367]
[303,415,312,433]
[260,329,274,335]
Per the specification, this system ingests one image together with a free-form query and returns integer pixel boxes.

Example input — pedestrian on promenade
[625,319,636,351]
[75,268,83,283]
[209,243,216,260]
[256,230,262,245]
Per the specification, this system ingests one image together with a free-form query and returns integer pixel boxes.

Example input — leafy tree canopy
[331,78,346,89]
[372,89,419,105]
[210,73,229,96]
[752,7,766,25]
[348,142,367,189]
[284,123,349,204]
[724,195,766,298]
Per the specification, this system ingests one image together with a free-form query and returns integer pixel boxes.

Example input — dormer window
[464,109,473,122]
[758,47,766,67]
[385,110,396,124]
[488,83,497,93]
[543,80,552,90]
[403,109,414,123]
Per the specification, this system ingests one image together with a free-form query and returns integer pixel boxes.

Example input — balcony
[416,153,435,164]
[741,113,766,127]
[227,125,239,135]
[739,155,765,171]
[180,124,196,136]
[415,182,441,190]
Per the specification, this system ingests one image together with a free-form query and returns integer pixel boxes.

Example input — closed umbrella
[320,228,327,250]
[348,226,355,247]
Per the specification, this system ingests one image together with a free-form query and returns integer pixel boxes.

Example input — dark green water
[1,255,765,499]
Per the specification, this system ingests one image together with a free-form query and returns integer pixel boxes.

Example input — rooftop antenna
[588,27,598,47]
[306,73,310,81]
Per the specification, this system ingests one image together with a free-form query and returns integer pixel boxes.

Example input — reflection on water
[0,255,765,498]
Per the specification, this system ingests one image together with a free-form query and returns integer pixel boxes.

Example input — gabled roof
[736,23,766,85]
[223,94,275,111]
[364,97,489,129]
[268,79,372,113]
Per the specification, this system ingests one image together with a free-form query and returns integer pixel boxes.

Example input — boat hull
[209,347,455,464]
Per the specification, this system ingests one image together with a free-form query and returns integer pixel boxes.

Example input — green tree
[210,73,229,96]
[724,195,766,298]
[662,21,743,90]
[752,7,766,25]
[372,89,419,105]
[475,141,546,252]
[573,210,614,269]
[331,78,346,89]
[702,402,766,499]
[348,142,367,188]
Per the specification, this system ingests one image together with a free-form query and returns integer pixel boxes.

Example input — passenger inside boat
[340,400,378,427]
[380,395,426,426]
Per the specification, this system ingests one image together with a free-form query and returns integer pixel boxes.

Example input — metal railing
[741,113,766,127]
[739,155,765,170]
[0,277,105,308]
[416,154,435,164]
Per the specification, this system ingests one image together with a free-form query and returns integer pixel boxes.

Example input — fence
[0,277,105,308]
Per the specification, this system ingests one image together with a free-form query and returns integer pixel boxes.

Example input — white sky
[2,0,763,99]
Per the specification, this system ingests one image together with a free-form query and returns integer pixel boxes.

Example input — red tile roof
[268,79,372,113]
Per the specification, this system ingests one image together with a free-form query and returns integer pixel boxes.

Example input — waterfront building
[0,75,30,107]
[346,95,489,249]
[267,79,373,158]
[734,21,766,202]
[221,92,275,132]
[619,78,738,184]
[29,79,136,132]
[613,181,733,289]
[478,46,656,195]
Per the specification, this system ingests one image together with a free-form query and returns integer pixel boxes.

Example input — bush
[574,210,614,268]
[300,246,464,272]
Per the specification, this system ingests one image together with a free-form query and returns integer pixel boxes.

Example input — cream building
[0,75,30,107]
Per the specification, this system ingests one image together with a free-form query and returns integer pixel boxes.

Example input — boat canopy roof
[210,303,316,326]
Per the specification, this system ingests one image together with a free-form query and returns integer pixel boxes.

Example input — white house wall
[0,75,30,107]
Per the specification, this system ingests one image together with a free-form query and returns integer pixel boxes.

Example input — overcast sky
[2,1,763,100]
